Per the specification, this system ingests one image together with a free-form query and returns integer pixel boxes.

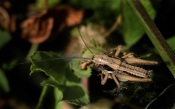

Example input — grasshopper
[80,44,158,90]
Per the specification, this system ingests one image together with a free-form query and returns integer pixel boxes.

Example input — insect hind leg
[109,45,123,57]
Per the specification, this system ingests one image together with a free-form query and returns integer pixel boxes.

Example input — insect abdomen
[118,62,149,78]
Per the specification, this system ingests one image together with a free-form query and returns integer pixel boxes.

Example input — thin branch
[103,15,122,37]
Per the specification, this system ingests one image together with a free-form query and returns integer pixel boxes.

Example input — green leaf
[167,36,175,52]
[69,59,91,78]
[30,51,89,106]
[54,88,64,109]
[0,68,10,92]
[126,0,175,78]
[69,0,120,11]
[0,30,11,48]
[69,46,103,78]
[69,0,120,21]
[82,47,104,58]
[122,0,156,47]
[69,47,103,78]
[30,51,67,84]
[36,0,60,9]
[2,59,18,71]
[41,73,89,106]
[63,83,89,105]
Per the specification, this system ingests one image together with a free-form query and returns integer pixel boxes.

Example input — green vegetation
[0,0,175,108]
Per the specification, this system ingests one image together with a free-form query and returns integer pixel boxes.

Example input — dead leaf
[21,5,84,44]
[0,6,16,32]
[66,7,84,26]
[21,9,54,44]
[49,5,84,31]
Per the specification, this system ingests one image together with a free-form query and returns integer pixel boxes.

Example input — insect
[79,32,158,90]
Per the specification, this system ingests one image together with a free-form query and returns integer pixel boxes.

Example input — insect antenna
[77,26,95,56]
[10,56,90,67]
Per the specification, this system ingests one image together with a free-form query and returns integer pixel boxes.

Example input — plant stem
[103,15,122,38]
[126,0,175,77]
[36,85,48,109]
[26,43,39,61]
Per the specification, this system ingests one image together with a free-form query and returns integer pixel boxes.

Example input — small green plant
[1,0,175,109]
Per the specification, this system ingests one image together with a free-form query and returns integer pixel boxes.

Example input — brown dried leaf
[28,17,54,44]
[21,10,54,44]
[21,5,84,44]
[0,0,16,32]
[66,7,84,26]
[51,5,84,31]
[0,6,10,30]
[10,14,16,32]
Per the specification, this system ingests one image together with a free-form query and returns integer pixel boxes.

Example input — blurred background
[1,0,175,109]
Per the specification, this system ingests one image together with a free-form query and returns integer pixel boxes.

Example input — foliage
[167,36,175,52]
[126,0,175,78]
[122,0,156,47]
[0,30,11,48]
[0,0,175,109]
[0,68,10,93]
[36,0,61,9]
[30,51,89,106]
[69,0,121,21]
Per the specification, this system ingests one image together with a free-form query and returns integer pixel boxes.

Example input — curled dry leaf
[51,5,84,31]
[0,6,16,32]
[21,5,83,44]
[66,7,84,27]
[21,10,54,44]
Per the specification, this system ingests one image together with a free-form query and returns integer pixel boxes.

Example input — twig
[103,15,122,37]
